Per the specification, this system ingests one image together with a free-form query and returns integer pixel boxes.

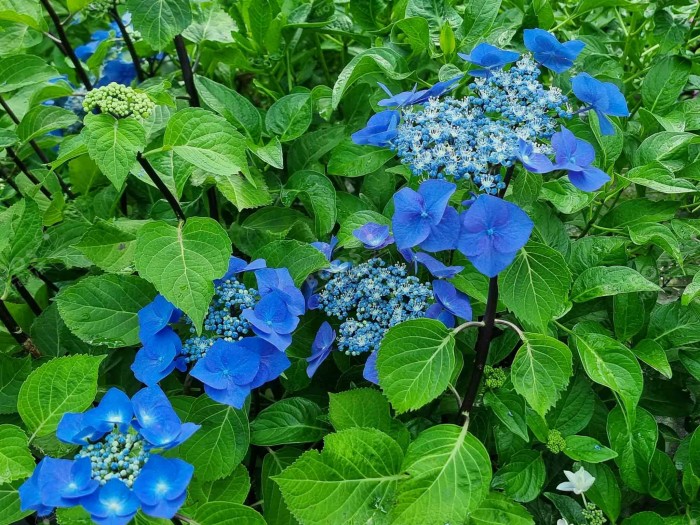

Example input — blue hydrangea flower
[306,321,336,377]
[425,280,472,328]
[572,73,629,135]
[377,76,461,107]
[524,29,584,73]
[551,127,610,191]
[456,195,534,277]
[413,252,463,279]
[132,257,305,387]
[190,337,290,408]
[459,43,520,77]
[353,223,394,250]
[392,180,458,251]
[351,110,400,147]
[312,236,352,277]
[20,386,197,524]
[517,139,555,174]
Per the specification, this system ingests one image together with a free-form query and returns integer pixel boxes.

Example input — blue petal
[419,206,460,252]
[419,179,456,223]
[19,459,54,516]
[38,457,99,507]
[353,223,393,250]
[131,328,181,386]
[251,339,291,387]
[96,59,137,87]
[56,412,110,445]
[425,303,456,328]
[595,109,615,135]
[81,479,140,525]
[190,339,261,389]
[413,252,463,278]
[432,280,472,320]
[133,455,193,518]
[307,322,336,378]
[89,388,134,431]
[567,167,610,192]
[138,295,180,342]
[362,351,379,384]
[351,110,400,147]
[468,249,520,278]
[242,291,300,335]
[392,188,432,249]
[131,386,186,449]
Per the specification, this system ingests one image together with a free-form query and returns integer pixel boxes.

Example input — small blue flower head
[353,223,394,250]
[551,127,610,191]
[190,337,290,408]
[215,257,266,286]
[312,236,352,277]
[517,139,555,174]
[524,29,584,73]
[242,290,300,351]
[456,194,534,277]
[425,280,472,328]
[459,43,520,77]
[392,180,458,251]
[351,109,400,147]
[138,295,181,342]
[21,387,198,524]
[306,321,336,377]
[571,73,629,135]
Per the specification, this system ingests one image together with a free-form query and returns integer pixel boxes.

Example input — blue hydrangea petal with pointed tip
[138,295,181,342]
[38,457,99,507]
[131,328,181,385]
[87,388,133,432]
[131,386,190,448]
[363,351,379,384]
[568,167,610,192]
[524,29,584,73]
[251,338,291,386]
[351,110,400,147]
[19,459,54,516]
[190,339,260,390]
[353,223,394,250]
[56,411,111,445]
[413,252,463,278]
[425,303,456,328]
[81,479,140,525]
[133,456,193,518]
[419,206,460,252]
[517,139,555,174]
[432,280,472,320]
[307,322,336,378]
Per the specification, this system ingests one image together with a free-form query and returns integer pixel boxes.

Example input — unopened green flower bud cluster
[484,366,506,389]
[87,0,123,16]
[83,83,154,119]
[546,429,567,454]
[582,502,606,525]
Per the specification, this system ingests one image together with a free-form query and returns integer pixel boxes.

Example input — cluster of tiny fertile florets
[317,258,432,355]
[582,502,607,525]
[484,365,506,389]
[546,429,567,454]
[75,427,149,488]
[87,0,123,16]
[395,55,569,192]
[181,277,258,362]
[83,82,154,118]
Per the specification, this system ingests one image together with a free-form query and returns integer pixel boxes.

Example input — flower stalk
[109,7,145,82]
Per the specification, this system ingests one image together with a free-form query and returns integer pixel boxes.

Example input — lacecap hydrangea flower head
[304,236,473,382]
[353,29,628,195]
[20,386,197,524]
[132,256,304,408]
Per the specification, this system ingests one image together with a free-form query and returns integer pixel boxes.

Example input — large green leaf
[274,428,406,525]
[500,242,571,330]
[574,331,643,422]
[0,481,30,525]
[377,319,456,413]
[163,107,248,177]
[251,398,330,446]
[511,333,572,417]
[0,425,33,484]
[262,447,302,525]
[177,396,249,482]
[0,199,42,280]
[327,142,395,178]
[607,407,657,493]
[0,54,56,93]
[82,113,145,189]
[571,266,661,302]
[492,449,546,503]
[641,56,691,114]
[563,435,617,463]
[134,218,231,330]
[189,502,266,525]
[18,355,104,439]
[56,274,155,348]
[17,105,78,143]
[469,493,534,525]
[390,424,491,524]
[185,464,250,509]
[282,171,337,236]
[126,0,192,49]
[460,0,501,46]
[74,220,137,273]
[0,355,30,414]
[266,92,312,142]
[194,75,261,142]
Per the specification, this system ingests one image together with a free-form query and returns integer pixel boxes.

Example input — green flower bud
[546,429,567,454]
[83,82,154,119]
[484,365,506,389]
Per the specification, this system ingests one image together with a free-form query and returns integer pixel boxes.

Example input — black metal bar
[12,277,43,315]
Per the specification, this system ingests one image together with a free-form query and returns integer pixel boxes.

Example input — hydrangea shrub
[0,1,699,524]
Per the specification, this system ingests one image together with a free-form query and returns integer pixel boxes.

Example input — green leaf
[574,331,643,423]
[349,0,390,30]
[613,293,645,342]
[329,388,392,432]
[598,198,679,229]
[282,171,337,236]
[251,398,330,446]
[75,220,137,273]
[500,242,571,330]
[461,0,501,46]
[134,218,231,330]
[632,339,671,378]
[571,266,661,302]
[0,54,57,93]
[126,0,192,49]
[248,138,283,169]
[641,56,691,114]
[0,425,33,484]
[491,449,545,503]
[546,374,595,436]
[82,113,146,189]
[0,199,42,280]
[177,396,249,482]
[337,210,391,249]
[266,92,312,142]
[687,427,700,483]
[563,435,617,463]
[390,424,491,524]
[682,273,700,306]
[163,108,248,177]
[0,355,30,414]
[332,48,409,109]
[17,105,78,143]
[405,0,461,38]
[182,2,235,43]
[469,492,534,525]
[607,406,657,493]
[0,0,47,31]
[648,449,675,501]
[540,179,596,214]
[274,428,405,525]
[377,319,456,413]
[0,481,30,525]
[628,223,682,266]
[483,390,529,441]
[194,76,261,142]
[0,128,17,148]
[647,302,700,347]
[56,274,155,348]
[185,464,250,508]
[190,502,266,525]
[583,462,621,523]
[511,333,572,417]
[624,162,696,193]
[18,354,104,439]
[327,142,395,177]
[253,240,328,287]
[215,168,272,211]
[262,447,302,525]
